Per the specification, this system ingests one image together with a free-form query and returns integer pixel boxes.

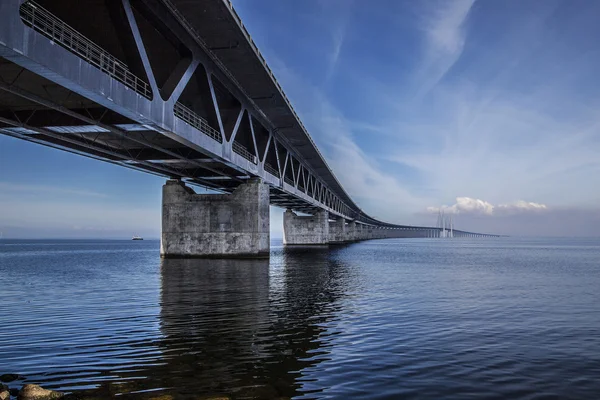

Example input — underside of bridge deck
[0,0,368,220]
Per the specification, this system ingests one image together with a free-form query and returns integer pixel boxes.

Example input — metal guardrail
[173,102,222,143]
[19,2,223,144]
[284,176,294,186]
[19,1,153,99]
[232,141,257,164]
[165,0,356,213]
[162,0,317,164]
[264,163,280,178]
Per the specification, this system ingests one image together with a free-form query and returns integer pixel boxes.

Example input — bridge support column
[363,225,371,240]
[283,209,329,245]
[328,217,347,244]
[346,221,357,241]
[355,223,363,240]
[364,225,373,240]
[161,179,269,258]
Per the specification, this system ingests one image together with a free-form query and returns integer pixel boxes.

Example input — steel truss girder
[0,0,499,232]
[127,0,348,216]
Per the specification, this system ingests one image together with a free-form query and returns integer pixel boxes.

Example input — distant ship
[132,235,143,240]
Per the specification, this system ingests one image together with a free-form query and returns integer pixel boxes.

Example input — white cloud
[427,197,547,216]
[497,200,548,214]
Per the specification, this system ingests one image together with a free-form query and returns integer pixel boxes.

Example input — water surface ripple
[1,238,599,399]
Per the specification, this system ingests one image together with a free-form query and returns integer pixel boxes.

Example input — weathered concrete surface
[345,221,357,242]
[283,209,329,245]
[161,179,269,258]
[328,218,347,243]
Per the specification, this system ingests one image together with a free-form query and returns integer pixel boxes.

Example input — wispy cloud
[253,0,600,235]
[0,181,159,238]
[321,0,354,84]
[0,182,108,198]
[317,104,426,222]
[414,0,476,97]
[0,198,158,238]
[268,56,427,223]
[363,1,600,221]
[385,80,600,209]
[326,23,346,83]
[424,0,475,56]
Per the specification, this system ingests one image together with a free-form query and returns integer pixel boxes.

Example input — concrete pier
[283,209,329,245]
[161,179,269,258]
[328,218,347,244]
[346,221,357,242]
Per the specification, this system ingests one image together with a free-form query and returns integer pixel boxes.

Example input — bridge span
[0,0,499,257]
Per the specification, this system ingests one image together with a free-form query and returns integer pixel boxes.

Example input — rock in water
[0,374,18,383]
[18,384,63,400]
[0,389,10,400]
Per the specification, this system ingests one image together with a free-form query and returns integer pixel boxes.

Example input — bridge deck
[166,0,353,205]
[0,0,499,237]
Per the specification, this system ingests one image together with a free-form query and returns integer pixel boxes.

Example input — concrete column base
[283,209,329,245]
[160,179,269,258]
[345,221,357,242]
[328,217,347,244]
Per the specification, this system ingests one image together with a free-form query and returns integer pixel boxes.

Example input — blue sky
[2,0,600,238]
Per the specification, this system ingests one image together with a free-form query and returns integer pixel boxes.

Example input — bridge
[0,0,499,257]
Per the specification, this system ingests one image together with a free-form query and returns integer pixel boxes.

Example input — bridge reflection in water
[126,247,356,399]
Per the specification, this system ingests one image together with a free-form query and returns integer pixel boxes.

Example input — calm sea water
[1,238,599,399]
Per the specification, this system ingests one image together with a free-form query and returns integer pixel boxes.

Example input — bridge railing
[232,141,257,164]
[164,0,321,170]
[264,163,280,178]
[19,1,153,100]
[173,102,222,143]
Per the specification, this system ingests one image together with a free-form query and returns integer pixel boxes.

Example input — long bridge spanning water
[0,0,499,257]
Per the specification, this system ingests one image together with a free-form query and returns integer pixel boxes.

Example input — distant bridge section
[0,0,499,257]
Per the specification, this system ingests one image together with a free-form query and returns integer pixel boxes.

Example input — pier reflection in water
[151,246,356,399]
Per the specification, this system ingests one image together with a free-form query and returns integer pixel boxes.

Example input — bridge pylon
[283,209,330,246]
[161,179,269,258]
